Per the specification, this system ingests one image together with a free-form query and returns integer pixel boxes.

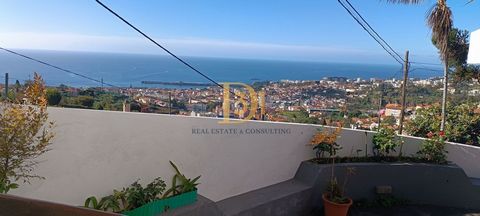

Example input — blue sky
[0,0,479,64]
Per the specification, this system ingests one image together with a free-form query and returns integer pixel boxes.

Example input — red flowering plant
[417,131,448,164]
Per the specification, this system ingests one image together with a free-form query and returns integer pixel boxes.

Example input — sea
[0,50,443,88]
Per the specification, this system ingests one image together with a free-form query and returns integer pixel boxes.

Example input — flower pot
[123,190,197,216]
[322,193,352,216]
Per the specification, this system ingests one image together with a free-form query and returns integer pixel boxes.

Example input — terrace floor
[347,205,480,216]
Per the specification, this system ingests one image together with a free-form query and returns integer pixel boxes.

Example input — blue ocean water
[0,50,443,87]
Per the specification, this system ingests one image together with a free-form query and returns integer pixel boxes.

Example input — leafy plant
[354,194,409,208]
[325,167,356,204]
[84,161,200,213]
[0,179,18,194]
[0,73,55,194]
[84,177,166,213]
[406,104,480,146]
[417,131,448,164]
[84,196,101,210]
[163,161,201,198]
[374,194,409,208]
[125,177,166,210]
[84,194,124,212]
[310,126,342,158]
[372,126,399,157]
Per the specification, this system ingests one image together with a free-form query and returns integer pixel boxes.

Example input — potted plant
[310,125,354,216]
[84,161,200,216]
[121,161,200,216]
[322,167,355,216]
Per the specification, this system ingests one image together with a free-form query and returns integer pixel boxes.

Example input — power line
[96,0,253,104]
[343,0,404,62]
[0,47,119,88]
[0,75,24,81]
[389,66,404,80]
[410,62,442,66]
[95,0,225,90]
[337,0,404,65]
[410,67,443,73]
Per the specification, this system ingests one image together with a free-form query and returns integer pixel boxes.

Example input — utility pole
[398,51,409,135]
[377,83,383,125]
[440,55,449,132]
[4,73,8,100]
[168,91,172,115]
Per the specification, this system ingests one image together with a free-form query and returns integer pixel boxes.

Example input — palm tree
[385,0,452,131]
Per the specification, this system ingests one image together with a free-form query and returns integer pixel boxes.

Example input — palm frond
[427,0,452,61]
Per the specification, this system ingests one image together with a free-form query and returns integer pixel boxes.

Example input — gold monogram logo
[219,82,265,124]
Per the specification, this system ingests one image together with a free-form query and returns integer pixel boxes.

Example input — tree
[14,80,21,93]
[93,94,115,110]
[172,99,187,110]
[75,96,95,108]
[385,0,453,131]
[382,116,397,126]
[46,88,62,106]
[0,73,55,193]
[433,28,480,82]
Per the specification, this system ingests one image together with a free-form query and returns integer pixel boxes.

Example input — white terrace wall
[11,107,480,205]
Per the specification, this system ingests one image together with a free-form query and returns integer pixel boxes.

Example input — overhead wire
[0,47,119,88]
[337,0,404,65]
[95,0,251,101]
[343,0,404,62]
[339,0,445,79]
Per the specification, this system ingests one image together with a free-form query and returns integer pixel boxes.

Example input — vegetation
[406,104,480,146]
[372,126,399,157]
[310,119,448,170]
[325,167,355,204]
[84,177,167,212]
[311,155,436,164]
[417,131,448,164]
[355,195,410,208]
[84,161,199,213]
[385,0,454,131]
[162,161,201,198]
[0,73,54,193]
[310,127,342,158]
[46,88,62,106]
[281,109,319,124]
[57,89,127,111]
[433,28,480,82]
[311,125,355,204]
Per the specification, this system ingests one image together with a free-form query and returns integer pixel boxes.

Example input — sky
[0,0,479,64]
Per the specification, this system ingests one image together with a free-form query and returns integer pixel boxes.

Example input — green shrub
[84,177,166,213]
[46,88,62,105]
[406,104,480,146]
[372,126,399,157]
[417,132,448,164]
[84,161,200,213]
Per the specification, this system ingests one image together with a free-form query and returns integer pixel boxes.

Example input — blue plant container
[122,190,197,216]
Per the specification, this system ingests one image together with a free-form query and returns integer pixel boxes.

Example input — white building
[468,29,480,64]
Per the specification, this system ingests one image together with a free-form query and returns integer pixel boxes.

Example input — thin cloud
[0,32,380,61]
